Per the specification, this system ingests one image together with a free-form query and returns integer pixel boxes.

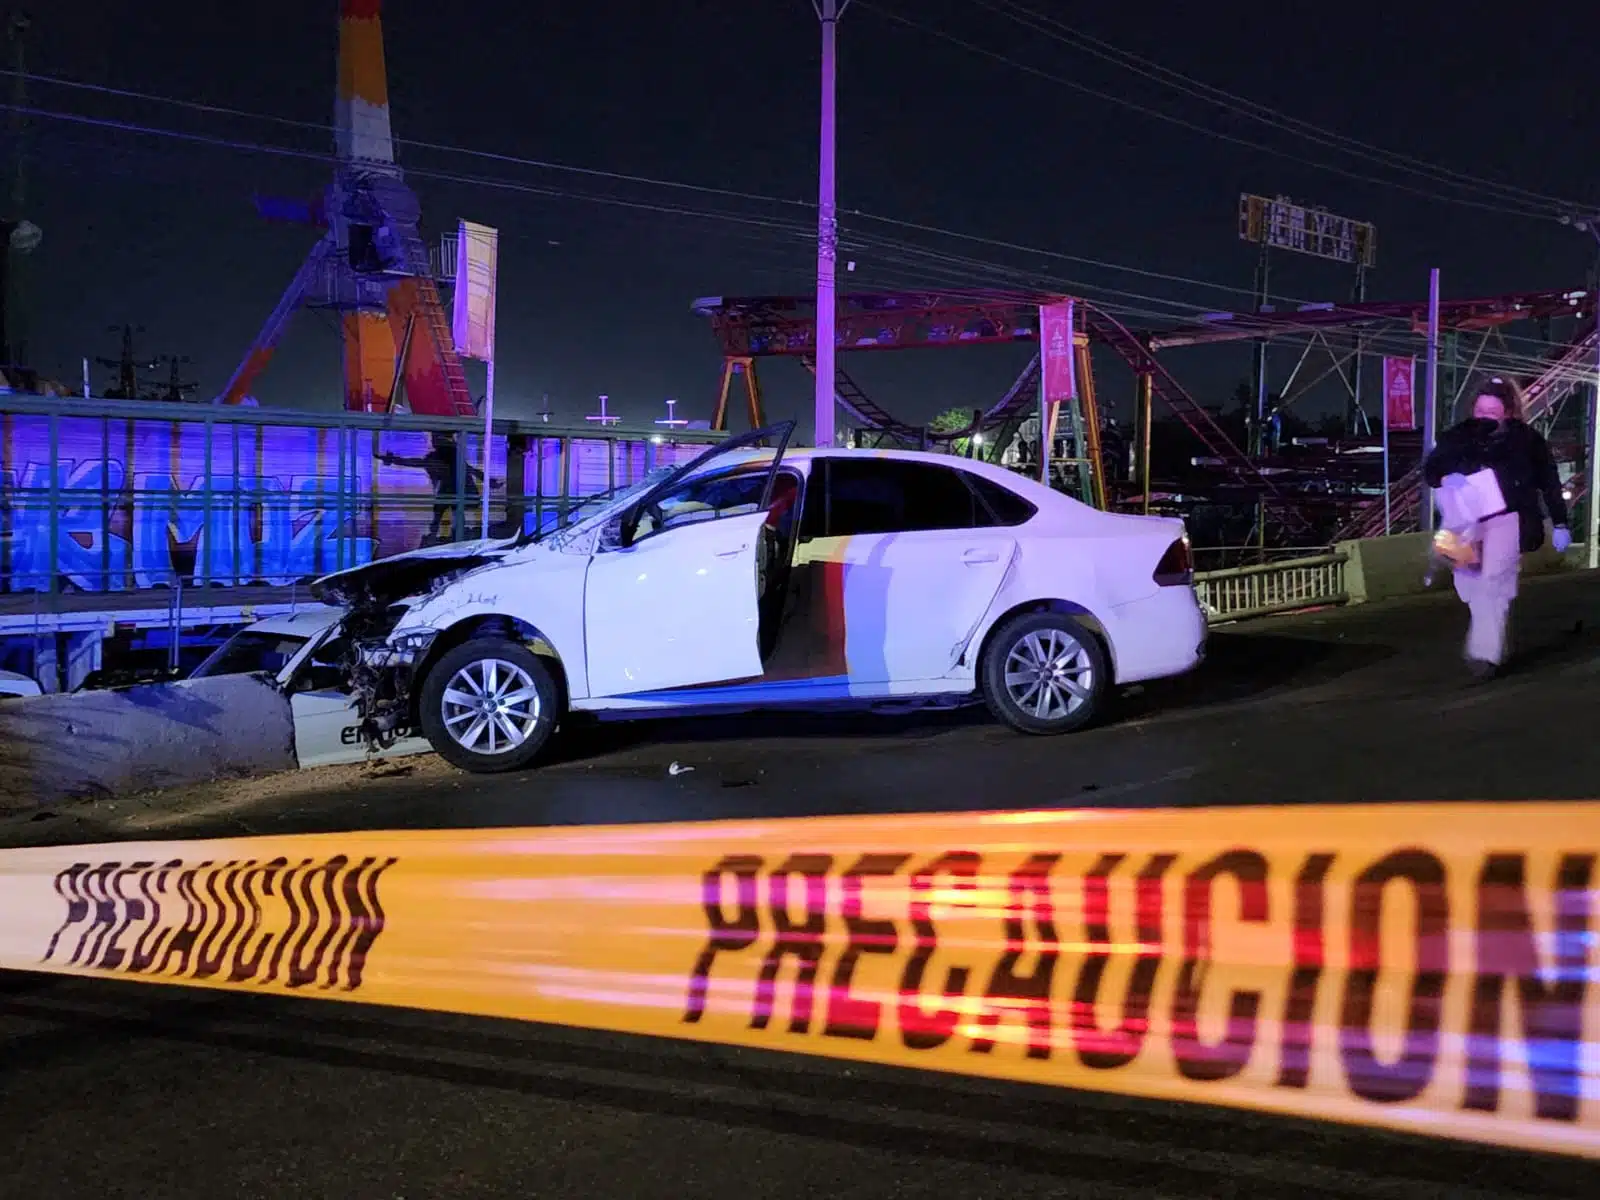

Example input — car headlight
[388,627,439,654]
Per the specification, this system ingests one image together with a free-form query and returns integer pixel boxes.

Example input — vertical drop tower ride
[217,0,474,417]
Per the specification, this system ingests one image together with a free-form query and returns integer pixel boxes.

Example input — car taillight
[1153,536,1192,586]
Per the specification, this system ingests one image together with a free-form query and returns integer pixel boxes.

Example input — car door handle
[962,549,1000,564]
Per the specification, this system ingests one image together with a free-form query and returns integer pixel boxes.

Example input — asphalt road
[2,573,1598,1198]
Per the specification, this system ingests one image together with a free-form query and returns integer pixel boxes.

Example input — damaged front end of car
[312,547,507,751]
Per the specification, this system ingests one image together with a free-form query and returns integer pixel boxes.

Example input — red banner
[1039,302,1076,406]
[1039,301,1075,450]
[1383,355,1416,431]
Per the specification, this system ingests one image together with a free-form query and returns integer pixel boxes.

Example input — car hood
[312,534,520,609]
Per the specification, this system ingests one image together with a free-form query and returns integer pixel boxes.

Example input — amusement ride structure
[697,287,1598,545]
[215,0,473,418]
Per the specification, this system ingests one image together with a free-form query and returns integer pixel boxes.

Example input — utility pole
[1420,268,1441,533]
[812,0,850,449]
[1250,242,1269,456]
[1349,264,1367,434]
[1590,306,1600,569]
[1557,211,1600,567]
[1,10,35,371]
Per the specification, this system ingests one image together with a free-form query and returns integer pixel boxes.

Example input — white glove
[1552,526,1572,553]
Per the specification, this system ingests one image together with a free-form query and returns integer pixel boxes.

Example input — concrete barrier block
[1339,532,1591,606]
[1337,533,1431,604]
[0,672,297,813]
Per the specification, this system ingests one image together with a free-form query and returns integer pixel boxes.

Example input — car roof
[688,445,1076,504]
[239,605,344,637]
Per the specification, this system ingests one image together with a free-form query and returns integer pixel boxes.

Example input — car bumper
[1108,585,1207,684]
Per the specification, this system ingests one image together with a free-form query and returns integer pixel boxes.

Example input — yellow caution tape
[0,803,1595,1158]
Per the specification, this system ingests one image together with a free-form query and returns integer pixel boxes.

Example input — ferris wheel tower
[216,0,474,417]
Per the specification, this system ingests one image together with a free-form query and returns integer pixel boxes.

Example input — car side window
[966,472,1037,527]
[631,469,767,541]
[797,461,828,541]
[626,465,803,545]
[824,459,980,536]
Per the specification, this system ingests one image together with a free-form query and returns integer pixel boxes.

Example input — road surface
[1,572,1597,1198]
[6,570,1598,849]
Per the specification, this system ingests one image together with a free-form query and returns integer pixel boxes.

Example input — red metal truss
[1085,305,1312,536]
[695,290,1307,531]
[1331,323,1599,542]
[1147,290,1592,350]
[694,292,1046,358]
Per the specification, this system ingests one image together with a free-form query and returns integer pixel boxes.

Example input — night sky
[18,0,1600,436]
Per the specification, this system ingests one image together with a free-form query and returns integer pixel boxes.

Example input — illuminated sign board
[1239,194,1376,268]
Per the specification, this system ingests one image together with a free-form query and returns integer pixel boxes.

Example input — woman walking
[1423,376,1571,678]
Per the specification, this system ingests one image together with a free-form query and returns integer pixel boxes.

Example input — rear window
[967,473,1038,526]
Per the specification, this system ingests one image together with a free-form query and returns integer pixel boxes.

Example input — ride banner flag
[1384,355,1417,431]
[451,220,500,363]
[1039,300,1076,450]
[1,803,1596,1159]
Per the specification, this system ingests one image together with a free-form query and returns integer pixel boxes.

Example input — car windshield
[518,468,675,547]
[191,631,312,679]
[519,422,796,549]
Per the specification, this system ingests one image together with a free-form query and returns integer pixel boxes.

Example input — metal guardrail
[1194,552,1348,623]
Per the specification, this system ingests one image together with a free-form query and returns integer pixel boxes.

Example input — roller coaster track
[1082,305,1312,536]
[803,305,1310,534]
[1331,326,1598,542]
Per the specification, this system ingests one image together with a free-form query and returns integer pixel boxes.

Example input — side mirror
[599,514,630,552]
[616,508,640,550]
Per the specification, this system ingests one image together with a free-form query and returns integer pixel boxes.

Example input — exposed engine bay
[312,551,502,752]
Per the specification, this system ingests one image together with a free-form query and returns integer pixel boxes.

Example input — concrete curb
[0,672,297,812]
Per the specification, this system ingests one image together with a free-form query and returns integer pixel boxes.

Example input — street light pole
[812,0,850,449]
[1420,268,1441,533]
[1589,305,1600,568]
[1557,213,1600,567]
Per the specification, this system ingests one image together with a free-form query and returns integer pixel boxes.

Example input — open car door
[583,422,794,698]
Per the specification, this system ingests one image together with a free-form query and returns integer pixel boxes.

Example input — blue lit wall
[0,412,701,594]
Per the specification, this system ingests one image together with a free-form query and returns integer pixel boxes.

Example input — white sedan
[191,607,432,769]
[314,422,1206,773]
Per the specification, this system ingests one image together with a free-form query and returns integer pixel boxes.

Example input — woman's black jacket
[1422,418,1568,553]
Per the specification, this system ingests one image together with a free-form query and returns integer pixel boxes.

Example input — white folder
[1435,467,1506,531]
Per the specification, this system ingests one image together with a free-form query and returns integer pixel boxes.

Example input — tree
[929,406,976,456]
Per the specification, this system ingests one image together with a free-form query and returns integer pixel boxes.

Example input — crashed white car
[313,423,1206,773]
[191,607,431,769]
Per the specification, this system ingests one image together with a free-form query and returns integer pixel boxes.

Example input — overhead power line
[856,1,1569,221]
[979,0,1582,214]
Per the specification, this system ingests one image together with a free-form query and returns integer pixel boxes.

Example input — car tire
[418,638,562,772]
[980,611,1110,736]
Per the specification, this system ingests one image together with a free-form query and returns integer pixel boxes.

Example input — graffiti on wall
[0,414,702,594]
[3,460,374,591]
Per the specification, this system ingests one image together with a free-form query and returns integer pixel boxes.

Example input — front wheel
[418,638,562,772]
[980,612,1109,735]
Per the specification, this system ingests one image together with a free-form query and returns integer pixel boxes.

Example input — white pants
[1452,511,1521,665]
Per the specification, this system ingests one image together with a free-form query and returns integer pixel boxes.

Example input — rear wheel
[418,638,561,772]
[980,611,1109,735]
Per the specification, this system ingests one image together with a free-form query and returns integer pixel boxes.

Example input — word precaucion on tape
[6,804,1597,1158]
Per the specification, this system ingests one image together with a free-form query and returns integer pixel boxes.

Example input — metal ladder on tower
[367,174,476,418]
